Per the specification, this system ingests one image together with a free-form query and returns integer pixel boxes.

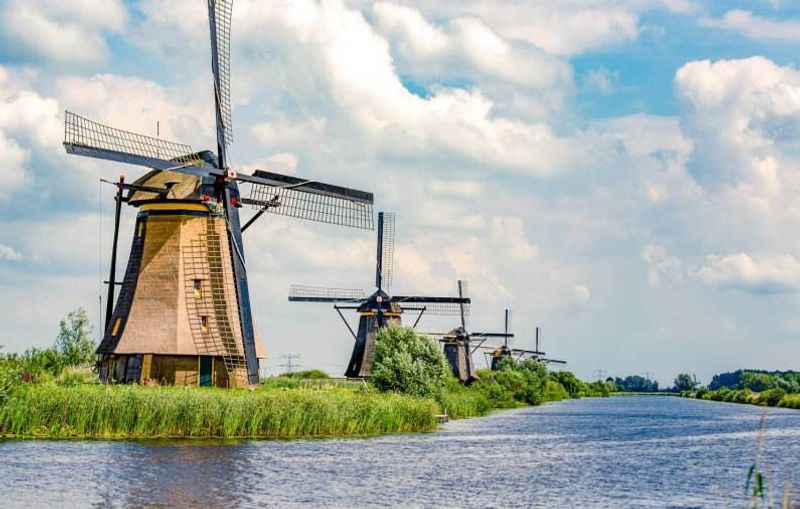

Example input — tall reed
[0,385,438,438]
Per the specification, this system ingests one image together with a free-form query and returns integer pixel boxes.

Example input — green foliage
[695,387,710,399]
[489,357,549,405]
[585,380,612,397]
[610,375,659,393]
[371,326,450,398]
[549,371,586,398]
[0,385,439,438]
[276,369,330,379]
[54,307,96,366]
[709,369,800,393]
[673,373,697,392]
[543,380,569,402]
[756,388,786,407]
[777,394,800,410]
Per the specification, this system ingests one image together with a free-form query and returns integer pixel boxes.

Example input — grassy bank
[682,387,800,410]
[0,384,438,438]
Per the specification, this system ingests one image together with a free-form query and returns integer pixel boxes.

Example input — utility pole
[279,353,302,374]
[594,368,606,382]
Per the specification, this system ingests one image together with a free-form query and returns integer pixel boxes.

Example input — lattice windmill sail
[288,212,470,378]
[65,0,374,388]
[422,283,514,384]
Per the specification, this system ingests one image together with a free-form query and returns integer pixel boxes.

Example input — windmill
[288,212,470,378]
[480,313,566,369]
[64,0,374,388]
[423,282,513,384]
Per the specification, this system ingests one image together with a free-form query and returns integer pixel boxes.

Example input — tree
[673,373,696,392]
[371,325,451,398]
[54,307,96,366]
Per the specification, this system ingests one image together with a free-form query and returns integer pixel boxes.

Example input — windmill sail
[64,111,203,171]
[289,285,367,302]
[244,170,374,230]
[392,296,471,316]
[207,0,233,159]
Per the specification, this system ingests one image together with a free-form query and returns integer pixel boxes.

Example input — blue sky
[1,0,799,386]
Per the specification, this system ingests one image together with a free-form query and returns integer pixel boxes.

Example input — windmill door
[199,356,213,387]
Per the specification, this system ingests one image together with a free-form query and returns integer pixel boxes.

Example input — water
[1,396,798,508]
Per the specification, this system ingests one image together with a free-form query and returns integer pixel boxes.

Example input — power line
[594,368,606,382]
[279,353,302,374]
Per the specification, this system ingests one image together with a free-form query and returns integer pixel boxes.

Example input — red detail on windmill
[230,197,239,206]
[202,194,212,202]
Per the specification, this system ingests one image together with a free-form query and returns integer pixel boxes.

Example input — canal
[2,396,798,508]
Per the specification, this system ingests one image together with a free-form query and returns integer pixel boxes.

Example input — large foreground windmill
[424,282,514,384]
[288,212,470,378]
[64,0,373,388]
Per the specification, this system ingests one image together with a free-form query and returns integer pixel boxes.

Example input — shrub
[756,388,786,407]
[371,326,450,399]
[544,380,569,402]
[54,307,96,366]
[277,369,330,379]
[695,387,709,399]
[732,388,753,404]
[777,394,800,409]
[492,358,548,405]
[549,371,586,398]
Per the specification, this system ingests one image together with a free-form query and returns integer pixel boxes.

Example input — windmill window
[193,279,203,298]
[200,316,209,333]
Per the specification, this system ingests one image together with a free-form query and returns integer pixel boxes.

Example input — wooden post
[105,175,124,332]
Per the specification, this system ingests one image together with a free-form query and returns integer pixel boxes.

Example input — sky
[1,0,799,387]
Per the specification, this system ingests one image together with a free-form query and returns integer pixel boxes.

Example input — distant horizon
[1,0,799,387]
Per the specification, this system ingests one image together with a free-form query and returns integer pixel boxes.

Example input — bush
[371,326,451,399]
[732,388,753,404]
[777,394,800,409]
[549,371,586,398]
[544,380,569,402]
[756,388,786,407]
[54,307,96,366]
[277,369,330,379]
[491,357,548,405]
[695,387,709,399]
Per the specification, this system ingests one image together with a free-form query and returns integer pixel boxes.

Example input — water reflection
[2,397,799,508]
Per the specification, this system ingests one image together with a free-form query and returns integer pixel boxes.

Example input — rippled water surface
[2,396,799,508]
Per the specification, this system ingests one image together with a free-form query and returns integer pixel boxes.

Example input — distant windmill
[288,212,470,378]
[423,282,513,384]
[478,312,566,369]
[63,0,374,388]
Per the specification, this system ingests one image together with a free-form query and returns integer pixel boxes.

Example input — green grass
[0,384,438,438]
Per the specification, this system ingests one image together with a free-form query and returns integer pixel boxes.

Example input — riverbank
[681,387,800,410]
[0,379,574,439]
[0,384,440,438]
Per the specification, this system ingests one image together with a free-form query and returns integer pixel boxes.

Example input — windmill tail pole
[105,175,124,332]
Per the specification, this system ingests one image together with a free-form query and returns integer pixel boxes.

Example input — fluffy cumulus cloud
[700,10,800,42]
[0,0,128,65]
[695,253,800,294]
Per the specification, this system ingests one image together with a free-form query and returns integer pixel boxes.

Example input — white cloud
[700,10,800,42]
[0,133,29,200]
[372,3,573,90]
[0,243,22,261]
[585,68,618,95]
[675,57,800,226]
[695,253,800,294]
[641,244,684,286]
[0,0,128,64]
